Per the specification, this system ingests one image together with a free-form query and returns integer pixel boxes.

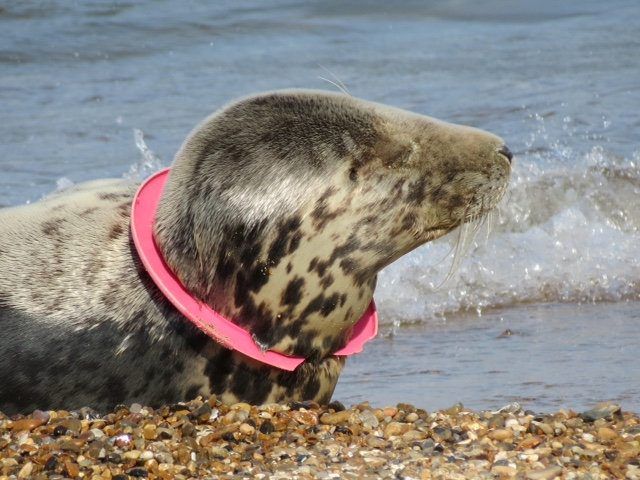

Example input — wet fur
[0,90,510,414]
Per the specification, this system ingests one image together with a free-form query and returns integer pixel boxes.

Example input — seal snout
[498,145,513,164]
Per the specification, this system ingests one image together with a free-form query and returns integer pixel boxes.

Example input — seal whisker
[441,225,470,287]
[476,197,492,246]
[493,185,513,228]
[434,206,472,289]
[484,209,495,244]
[317,64,351,96]
[430,241,457,269]
[464,214,484,256]
[318,75,351,96]
[435,198,489,289]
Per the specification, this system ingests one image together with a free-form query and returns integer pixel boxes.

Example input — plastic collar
[130,168,378,371]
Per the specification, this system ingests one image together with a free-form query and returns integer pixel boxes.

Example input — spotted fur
[0,90,510,414]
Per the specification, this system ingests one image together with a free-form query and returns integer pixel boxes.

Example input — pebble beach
[1,397,638,480]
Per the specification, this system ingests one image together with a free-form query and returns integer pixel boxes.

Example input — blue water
[1,0,639,411]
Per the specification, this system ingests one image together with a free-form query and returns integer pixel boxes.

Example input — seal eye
[349,167,358,182]
[498,145,513,163]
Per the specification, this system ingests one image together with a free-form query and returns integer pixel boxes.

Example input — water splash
[126,128,164,181]
[55,177,75,192]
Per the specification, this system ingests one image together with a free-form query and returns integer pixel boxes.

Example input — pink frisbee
[130,168,378,371]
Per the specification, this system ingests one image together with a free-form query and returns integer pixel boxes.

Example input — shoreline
[1,398,638,479]
[335,301,640,414]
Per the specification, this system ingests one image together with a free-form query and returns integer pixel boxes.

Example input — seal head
[154,90,511,362]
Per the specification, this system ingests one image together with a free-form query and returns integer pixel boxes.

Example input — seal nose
[498,145,513,163]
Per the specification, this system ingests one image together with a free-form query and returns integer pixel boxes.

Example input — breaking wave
[377,141,640,325]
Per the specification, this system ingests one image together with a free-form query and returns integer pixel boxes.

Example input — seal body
[0,90,511,413]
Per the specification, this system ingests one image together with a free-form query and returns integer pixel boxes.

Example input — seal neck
[130,168,378,371]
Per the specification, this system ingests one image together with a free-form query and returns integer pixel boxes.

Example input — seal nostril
[498,145,513,163]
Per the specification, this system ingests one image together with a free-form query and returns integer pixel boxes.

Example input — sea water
[1,0,638,411]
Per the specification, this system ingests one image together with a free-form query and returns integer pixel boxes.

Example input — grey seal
[0,90,512,413]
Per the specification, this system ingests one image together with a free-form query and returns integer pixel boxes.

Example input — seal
[0,90,512,414]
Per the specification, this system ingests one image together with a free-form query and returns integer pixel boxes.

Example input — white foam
[376,146,640,325]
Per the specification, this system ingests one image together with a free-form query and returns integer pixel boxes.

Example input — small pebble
[291,410,318,426]
[366,435,387,448]
[384,421,408,438]
[492,464,517,477]
[114,433,132,448]
[44,456,58,471]
[596,426,617,442]
[231,402,251,412]
[580,403,621,422]
[11,418,44,432]
[531,421,553,435]
[260,420,275,434]
[320,411,351,425]
[239,423,256,435]
[382,407,398,418]
[64,459,80,477]
[32,409,51,425]
[181,421,196,437]
[191,402,213,422]
[489,429,514,441]
[359,409,379,429]
[61,418,83,434]
[124,449,141,460]
[17,462,33,478]
[143,423,157,440]
[405,412,419,423]
[525,465,563,480]
[107,452,122,463]
[128,467,149,478]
